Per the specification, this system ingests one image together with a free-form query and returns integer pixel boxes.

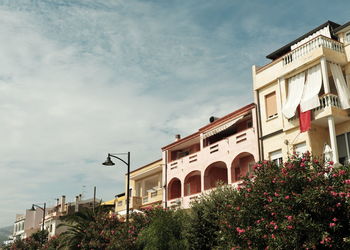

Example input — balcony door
[337,132,350,165]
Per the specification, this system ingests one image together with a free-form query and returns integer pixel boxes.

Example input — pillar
[321,57,339,164]
[328,116,339,164]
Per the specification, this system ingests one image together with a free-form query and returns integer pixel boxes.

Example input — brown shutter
[265,92,277,118]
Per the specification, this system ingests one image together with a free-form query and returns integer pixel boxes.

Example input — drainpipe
[256,89,264,161]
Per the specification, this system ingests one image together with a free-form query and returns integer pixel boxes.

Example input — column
[328,116,339,164]
[161,151,167,207]
[278,77,286,127]
[227,160,232,185]
[201,171,205,194]
[321,57,339,164]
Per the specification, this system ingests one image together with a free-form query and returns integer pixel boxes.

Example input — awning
[101,199,116,206]
[202,115,244,139]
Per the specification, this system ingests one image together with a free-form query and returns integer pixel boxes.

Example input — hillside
[0,226,12,243]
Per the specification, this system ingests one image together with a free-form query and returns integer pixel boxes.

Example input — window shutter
[265,92,277,118]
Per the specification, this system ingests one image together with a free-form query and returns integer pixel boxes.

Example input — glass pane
[337,134,347,158]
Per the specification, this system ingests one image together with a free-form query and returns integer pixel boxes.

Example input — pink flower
[236,206,240,211]
[332,218,338,222]
[287,225,293,229]
[329,161,334,165]
[285,195,290,200]
[274,192,279,197]
[339,170,346,175]
[329,223,336,227]
[286,216,293,221]
[336,203,342,207]
[263,192,269,196]
[236,227,246,234]
[274,225,278,230]
[271,234,276,239]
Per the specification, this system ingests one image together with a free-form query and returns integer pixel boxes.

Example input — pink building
[162,103,259,208]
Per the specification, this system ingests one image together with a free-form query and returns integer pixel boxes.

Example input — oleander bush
[188,153,350,249]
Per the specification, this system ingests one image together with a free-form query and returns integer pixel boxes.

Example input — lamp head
[30,205,35,211]
[102,155,115,166]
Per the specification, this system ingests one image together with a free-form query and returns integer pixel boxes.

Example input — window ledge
[266,114,278,122]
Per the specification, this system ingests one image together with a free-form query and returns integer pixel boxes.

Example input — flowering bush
[214,153,350,249]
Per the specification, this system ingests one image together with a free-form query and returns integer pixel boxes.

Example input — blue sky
[0,0,349,227]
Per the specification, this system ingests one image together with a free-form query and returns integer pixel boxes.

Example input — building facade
[252,20,350,166]
[162,103,259,209]
[115,159,163,214]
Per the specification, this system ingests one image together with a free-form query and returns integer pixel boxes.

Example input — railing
[283,35,344,66]
[314,94,341,110]
[288,94,341,122]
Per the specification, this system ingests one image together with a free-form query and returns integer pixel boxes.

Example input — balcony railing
[288,94,341,122]
[283,35,344,66]
[314,94,341,110]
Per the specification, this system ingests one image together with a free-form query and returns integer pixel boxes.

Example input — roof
[266,20,341,60]
[129,158,162,174]
[333,21,350,34]
[162,103,256,150]
[101,199,116,206]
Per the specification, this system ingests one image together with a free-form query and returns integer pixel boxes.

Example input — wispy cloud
[0,0,348,226]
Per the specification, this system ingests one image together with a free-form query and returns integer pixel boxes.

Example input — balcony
[287,94,349,128]
[313,94,349,126]
[168,128,256,174]
[282,36,344,66]
[255,35,346,89]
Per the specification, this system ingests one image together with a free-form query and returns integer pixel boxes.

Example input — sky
[0,0,349,227]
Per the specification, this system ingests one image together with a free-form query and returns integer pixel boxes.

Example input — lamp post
[102,152,130,223]
[30,203,46,244]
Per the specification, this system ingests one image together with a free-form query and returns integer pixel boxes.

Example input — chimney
[75,196,79,212]
[175,134,181,141]
[209,116,219,123]
[60,195,66,213]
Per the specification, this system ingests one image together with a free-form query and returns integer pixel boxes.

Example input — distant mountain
[0,226,12,243]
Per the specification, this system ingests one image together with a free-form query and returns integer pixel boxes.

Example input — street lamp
[29,203,46,243]
[102,152,130,223]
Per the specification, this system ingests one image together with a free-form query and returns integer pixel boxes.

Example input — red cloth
[298,106,311,132]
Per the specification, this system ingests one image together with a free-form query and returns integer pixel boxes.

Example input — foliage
[58,206,126,249]
[186,185,239,250]
[213,153,350,249]
[3,230,48,250]
[136,207,188,250]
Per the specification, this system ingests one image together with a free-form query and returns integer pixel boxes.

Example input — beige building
[115,159,163,214]
[252,20,350,165]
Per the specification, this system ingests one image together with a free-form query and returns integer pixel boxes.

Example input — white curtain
[329,63,350,109]
[282,72,305,119]
[300,64,322,112]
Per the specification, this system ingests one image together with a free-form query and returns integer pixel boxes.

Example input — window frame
[265,91,278,120]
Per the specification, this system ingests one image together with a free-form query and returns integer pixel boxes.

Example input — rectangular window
[270,149,283,166]
[294,142,307,156]
[346,32,350,43]
[337,133,350,165]
[265,92,278,119]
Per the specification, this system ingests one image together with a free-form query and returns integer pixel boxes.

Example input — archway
[204,161,228,190]
[231,152,255,183]
[184,171,201,196]
[168,178,181,200]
